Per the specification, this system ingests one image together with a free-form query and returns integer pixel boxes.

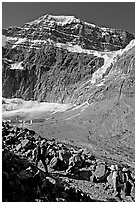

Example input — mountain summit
[28,14,81,25]
[3,14,134,52]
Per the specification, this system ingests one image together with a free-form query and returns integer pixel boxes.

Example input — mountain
[2,15,135,102]
[2,15,135,165]
[2,14,134,51]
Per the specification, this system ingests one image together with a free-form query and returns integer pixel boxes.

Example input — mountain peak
[27,14,81,26]
[2,13,134,52]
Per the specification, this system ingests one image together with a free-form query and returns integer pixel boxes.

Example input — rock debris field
[2,121,135,202]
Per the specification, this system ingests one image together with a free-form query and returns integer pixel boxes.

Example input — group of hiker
[2,121,135,202]
[33,139,135,201]
[108,165,135,201]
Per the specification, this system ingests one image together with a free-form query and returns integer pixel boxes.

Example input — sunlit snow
[2,98,73,115]
[12,38,27,48]
[10,62,24,70]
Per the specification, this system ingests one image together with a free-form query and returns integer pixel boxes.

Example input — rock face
[2,46,104,101]
[2,15,134,51]
[2,15,134,102]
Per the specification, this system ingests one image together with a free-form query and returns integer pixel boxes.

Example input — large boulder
[94,163,106,178]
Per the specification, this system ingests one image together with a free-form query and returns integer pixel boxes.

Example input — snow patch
[2,98,74,115]
[48,15,80,25]
[90,40,135,84]
[84,21,96,27]
[2,35,18,46]
[12,38,27,48]
[3,58,13,63]
[117,39,135,56]
[10,62,24,70]
[90,53,115,83]
[28,15,81,26]
[56,41,109,57]
[96,81,104,87]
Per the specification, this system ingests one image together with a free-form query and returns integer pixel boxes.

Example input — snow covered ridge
[28,15,81,26]
[3,33,134,73]
[2,14,134,52]
[2,32,135,55]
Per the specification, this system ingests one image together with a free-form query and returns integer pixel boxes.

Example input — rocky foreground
[2,121,135,202]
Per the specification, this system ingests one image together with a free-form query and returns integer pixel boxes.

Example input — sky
[2,2,135,33]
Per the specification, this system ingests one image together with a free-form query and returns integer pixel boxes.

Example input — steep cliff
[2,15,134,103]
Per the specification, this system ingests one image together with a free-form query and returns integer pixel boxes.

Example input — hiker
[48,145,66,171]
[122,167,135,200]
[56,146,72,170]
[66,150,84,174]
[109,165,127,201]
[46,144,67,171]
[93,163,111,183]
[35,140,48,174]
[46,148,55,164]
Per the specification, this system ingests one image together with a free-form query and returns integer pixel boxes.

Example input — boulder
[16,143,22,151]
[94,163,106,178]
[21,139,29,148]
[46,176,56,185]
[49,157,59,170]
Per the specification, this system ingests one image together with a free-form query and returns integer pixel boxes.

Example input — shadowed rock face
[2,46,104,101]
[2,41,135,105]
